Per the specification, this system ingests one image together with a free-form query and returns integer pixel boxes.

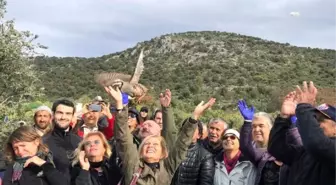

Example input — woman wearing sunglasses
[105,86,215,185]
[70,132,112,185]
[214,129,257,185]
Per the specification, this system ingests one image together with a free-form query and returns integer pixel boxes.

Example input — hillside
[32,31,336,113]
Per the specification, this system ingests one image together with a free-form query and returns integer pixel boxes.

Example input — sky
[5,0,336,57]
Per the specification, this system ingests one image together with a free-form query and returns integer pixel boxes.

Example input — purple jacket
[239,121,302,185]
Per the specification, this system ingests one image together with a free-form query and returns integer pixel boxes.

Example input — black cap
[128,108,140,124]
[140,106,149,112]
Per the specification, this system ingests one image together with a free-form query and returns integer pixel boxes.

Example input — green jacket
[162,106,177,152]
[114,108,197,185]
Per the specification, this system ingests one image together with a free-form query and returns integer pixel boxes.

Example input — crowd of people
[0,81,334,185]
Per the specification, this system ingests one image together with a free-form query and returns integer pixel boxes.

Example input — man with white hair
[33,105,52,136]
[201,118,228,155]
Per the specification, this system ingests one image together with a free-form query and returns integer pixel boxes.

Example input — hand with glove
[238,100,255,122]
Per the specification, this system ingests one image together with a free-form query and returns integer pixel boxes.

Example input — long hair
[5,126,49,162]
[71,132,112,167]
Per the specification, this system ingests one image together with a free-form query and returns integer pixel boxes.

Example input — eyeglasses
[223,135,237,140]
[84,140,100,147]
[128,113,137,118]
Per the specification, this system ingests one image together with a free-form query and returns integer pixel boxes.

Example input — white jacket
[214,153,257,185]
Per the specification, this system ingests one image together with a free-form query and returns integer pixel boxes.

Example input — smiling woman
[70,132,113,185]
[2,126,69,185]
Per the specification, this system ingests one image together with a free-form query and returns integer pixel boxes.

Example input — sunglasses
[128,113,137,118]
[84,140,100,147]
[223,135,237,140]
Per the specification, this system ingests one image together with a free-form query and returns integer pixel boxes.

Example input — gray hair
[208,118,228,130]
[253,112,273,128]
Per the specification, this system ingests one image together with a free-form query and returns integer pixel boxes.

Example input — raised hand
[104,86,123,109]
[295,81,318,105]
[193,98,216,120]
[159,89,172,108]
[79,151,90,171]
[280,91,297,118]
[237,100,255,121]
[101,102,112,118]
[24,156,46,168]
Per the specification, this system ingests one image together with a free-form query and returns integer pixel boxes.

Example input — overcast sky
[6,0,336,57]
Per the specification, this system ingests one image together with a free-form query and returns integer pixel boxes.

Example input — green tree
[0,0,45,111]
[0,0,45,148]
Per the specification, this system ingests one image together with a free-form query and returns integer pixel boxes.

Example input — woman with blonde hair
[2,126,67,185]
[105,86,215,185]
[70,131,113,185]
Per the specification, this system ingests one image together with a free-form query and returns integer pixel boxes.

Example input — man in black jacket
[43,99,82,181]
[171,121,215,185]
[268,81,335,185]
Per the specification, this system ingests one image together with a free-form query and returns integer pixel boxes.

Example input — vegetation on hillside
[0,0,335,145]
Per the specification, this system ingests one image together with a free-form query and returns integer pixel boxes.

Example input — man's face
[139,120,161,140]
[35,110,52,130]
[154,112,163,129]
[208,121,226,144]
[252,116,271,145]
[83,111,100,127]
[53,104,74,129]
[317,112,336,137]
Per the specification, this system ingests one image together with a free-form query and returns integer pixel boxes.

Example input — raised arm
[237,100,264,166]
[294,81,335,169]
[105,86,139,173]
[160,89,177,151]
[165,98,216,176]
[240,121,264,165]
[268,91,303,165]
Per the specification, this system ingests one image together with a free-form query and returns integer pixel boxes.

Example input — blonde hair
[138,135,169,160]
[5,126,49,162]
[71,132,112,166]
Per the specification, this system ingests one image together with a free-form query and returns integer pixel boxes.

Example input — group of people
[0,81,334,185]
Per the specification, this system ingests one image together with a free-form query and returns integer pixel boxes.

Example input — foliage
[0,1,335,149]
[0,0,46,148]
[0,0,45,120]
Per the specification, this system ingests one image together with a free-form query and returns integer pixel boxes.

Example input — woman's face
[12,139,39,158]
[83,135,105,158]
[141,137,163,162]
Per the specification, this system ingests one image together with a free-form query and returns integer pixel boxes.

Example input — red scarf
[223,150,241,174]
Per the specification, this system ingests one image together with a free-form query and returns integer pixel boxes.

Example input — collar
[202,138,223,155]
[53,124,73,137]
[34,125,46,136]
[139,160,164,178]
[81,124,98,130]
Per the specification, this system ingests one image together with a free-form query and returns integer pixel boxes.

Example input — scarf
[223,150,241,174]
[89,160,104,168]
[11,151,54,182]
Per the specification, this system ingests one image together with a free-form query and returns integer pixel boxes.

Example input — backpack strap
[117,167,143,185]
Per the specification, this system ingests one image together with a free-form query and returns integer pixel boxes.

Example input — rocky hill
[33,31,336,112]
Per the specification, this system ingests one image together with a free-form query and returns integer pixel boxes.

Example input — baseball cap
[223,129,240,139]
[94,96,103,102]
[140,107,149,112]
[316,103,336,122]
[128,108,140,124]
